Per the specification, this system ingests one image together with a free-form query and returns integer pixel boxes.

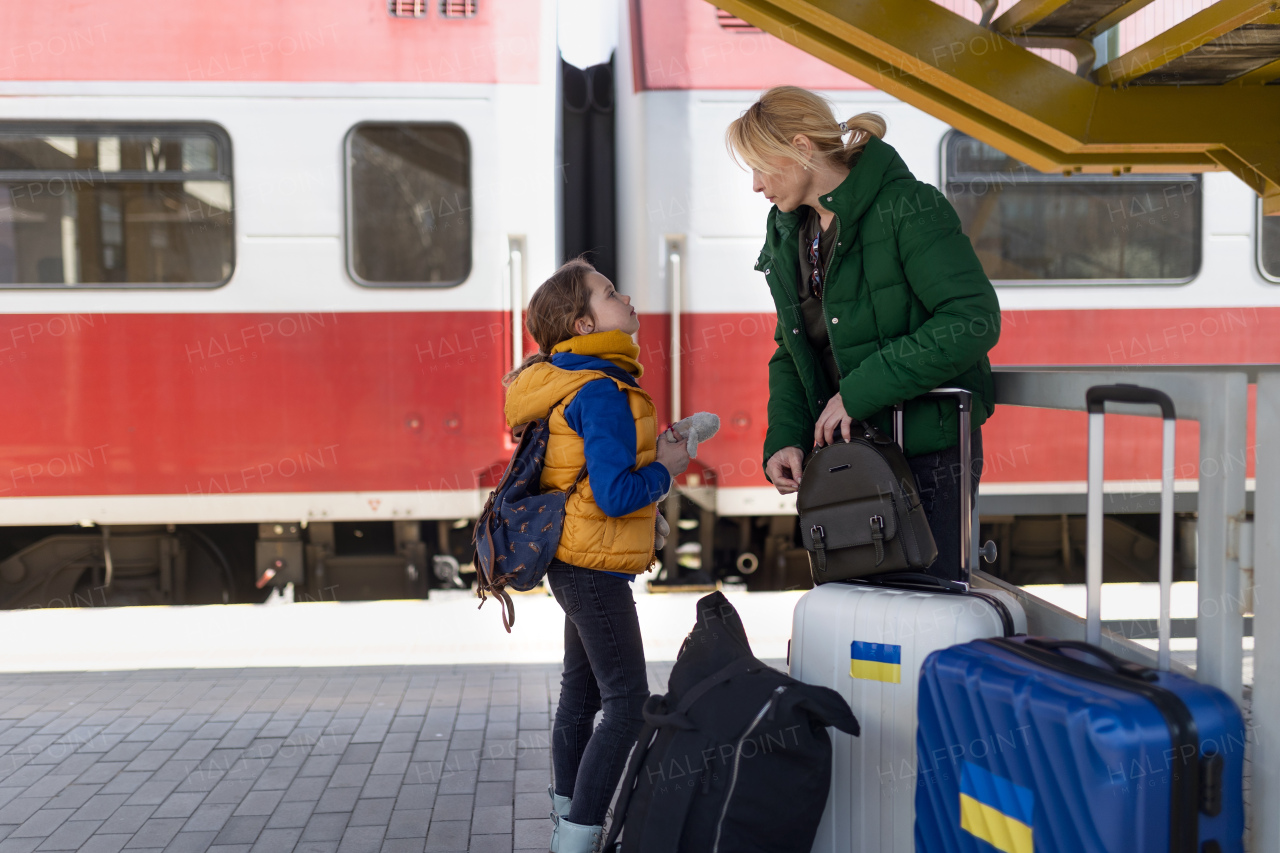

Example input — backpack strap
[674,657,762,715]
[602,698,662,851]
[565,463,589,496]
[474,519,518,633]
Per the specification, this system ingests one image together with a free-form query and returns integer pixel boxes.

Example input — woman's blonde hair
[502,257,597,386]
[725,86,885,173]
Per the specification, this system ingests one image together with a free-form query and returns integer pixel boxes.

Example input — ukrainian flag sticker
[849,641,901,683]
[958,762,1034,853]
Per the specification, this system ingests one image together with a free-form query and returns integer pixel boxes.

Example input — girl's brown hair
[502,257,597,386]
[725,85,885,174]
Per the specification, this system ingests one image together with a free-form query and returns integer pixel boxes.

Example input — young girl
[503,258,690,853]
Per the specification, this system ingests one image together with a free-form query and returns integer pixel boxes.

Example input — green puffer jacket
[757,134,1000,468]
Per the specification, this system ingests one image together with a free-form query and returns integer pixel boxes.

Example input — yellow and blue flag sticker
[849,641,901,683]
[958,762,1035,853]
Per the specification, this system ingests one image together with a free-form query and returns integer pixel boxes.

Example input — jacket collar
[550,330,643,378]
[504,331,645,428]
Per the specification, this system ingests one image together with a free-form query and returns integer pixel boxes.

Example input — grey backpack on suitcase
[796,394,965,583]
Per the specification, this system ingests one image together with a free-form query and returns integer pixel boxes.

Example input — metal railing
[986,366,1276,849]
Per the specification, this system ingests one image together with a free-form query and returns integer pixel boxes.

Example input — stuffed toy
[666,412,720,458]
[653,412,719,551]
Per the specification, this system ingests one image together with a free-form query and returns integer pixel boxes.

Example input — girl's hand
[655,428,691,478]
[766,446,805,495]
[814,393,854,448]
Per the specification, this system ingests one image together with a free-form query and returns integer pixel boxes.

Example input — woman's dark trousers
[907,428,984,582]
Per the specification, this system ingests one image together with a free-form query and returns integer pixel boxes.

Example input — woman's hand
[766,446,805,495]
[814,393,854,447]
[655,428,691,478]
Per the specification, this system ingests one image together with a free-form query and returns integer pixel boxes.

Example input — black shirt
[797,207,840,395]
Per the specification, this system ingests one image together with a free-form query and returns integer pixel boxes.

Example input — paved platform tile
[0,661,723,852]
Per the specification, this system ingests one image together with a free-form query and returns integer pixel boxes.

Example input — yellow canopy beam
[991,0,1160,39]
[990,0,1074,35]
[1237,56,1280,84]
[1095,0,1276,86]
[1084,0,1162,40]
[713,0,1280,208]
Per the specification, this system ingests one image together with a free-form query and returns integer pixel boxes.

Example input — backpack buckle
[870,515,885,566]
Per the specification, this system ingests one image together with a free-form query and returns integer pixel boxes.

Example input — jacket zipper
[711,686,787,853]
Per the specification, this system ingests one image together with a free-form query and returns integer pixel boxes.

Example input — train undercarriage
[0,500,1200,609]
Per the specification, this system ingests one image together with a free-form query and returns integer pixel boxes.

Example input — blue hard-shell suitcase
[915,636,1245,852]
[914,385,1246,853]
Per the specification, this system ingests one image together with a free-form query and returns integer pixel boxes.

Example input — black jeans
[906,428,983,581]
[547,561,650,826]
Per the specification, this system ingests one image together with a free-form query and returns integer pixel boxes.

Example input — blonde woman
[726,86,1001,579]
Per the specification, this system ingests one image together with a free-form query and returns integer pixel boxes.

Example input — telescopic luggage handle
[1085,384,1177,670]
[892,388,994,584]
[1086,384,1176,419]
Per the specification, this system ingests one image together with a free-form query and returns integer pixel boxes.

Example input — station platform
[0,660,755,853]
[0,590,790,853]
[0,584,1252,852]
[0,663,561,853]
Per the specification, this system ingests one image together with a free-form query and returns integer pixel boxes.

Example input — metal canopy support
[1094,0,1276,86]
[1195,374,1248,702]
[994,0,1164,39]
[1252,370,1280,853]
[992,370,1247,699]
[992,0,1080,35]
[714,0,1280,211]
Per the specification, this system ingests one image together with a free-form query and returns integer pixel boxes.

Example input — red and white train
[1,0,1276,605]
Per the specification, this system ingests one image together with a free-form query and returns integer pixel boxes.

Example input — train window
[0,123,233,288]
[941,131,1201,284]
[1259,204,1280,282]
[346,123,471,287]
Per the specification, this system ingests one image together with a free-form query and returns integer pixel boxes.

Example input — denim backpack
[473,411,585,632]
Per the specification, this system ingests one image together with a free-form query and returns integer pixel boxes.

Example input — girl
[503,258,690,853]
[726,86,1001,577]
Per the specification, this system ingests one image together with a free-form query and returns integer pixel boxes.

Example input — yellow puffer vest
[503,331,660,573]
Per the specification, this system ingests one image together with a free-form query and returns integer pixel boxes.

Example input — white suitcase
[789,389,1027,853]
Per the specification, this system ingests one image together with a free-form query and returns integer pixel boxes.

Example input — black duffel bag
[603,592,858,853]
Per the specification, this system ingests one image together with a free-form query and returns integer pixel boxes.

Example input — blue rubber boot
[548,784,572,821]
[549,816,603,853]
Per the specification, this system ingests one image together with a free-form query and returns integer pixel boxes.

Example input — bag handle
[1022,637,1159,682]
[602,710,661,851]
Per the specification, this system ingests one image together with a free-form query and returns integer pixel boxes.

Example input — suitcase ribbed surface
[916,638,1246,853]
[791,582,1024,853]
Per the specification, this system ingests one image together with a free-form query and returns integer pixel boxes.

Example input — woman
[725,86,1001,577]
